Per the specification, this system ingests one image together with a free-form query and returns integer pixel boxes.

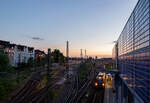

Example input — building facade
[0,40,35,67]
[0,40,10,53]
[113,0,150,103]
[34,49,45,60]
[13,45,34,67]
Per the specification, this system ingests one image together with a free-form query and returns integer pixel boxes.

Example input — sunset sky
[0,0,138,57]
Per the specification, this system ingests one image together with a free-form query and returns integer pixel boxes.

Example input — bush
[78,63,92,79]
[27,57,34,67]
[51,49,65,64]
[0,52,9,72]
[0,82,6,99]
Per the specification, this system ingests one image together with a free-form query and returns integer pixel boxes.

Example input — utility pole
[66,41,69,80]
[66,41,69,60]
[47,48,51,103]
[47,48,51,83]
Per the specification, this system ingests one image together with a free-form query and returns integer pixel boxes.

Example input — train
[93,72,105,89]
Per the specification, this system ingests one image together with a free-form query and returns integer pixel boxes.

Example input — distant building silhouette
[35,49,46,60]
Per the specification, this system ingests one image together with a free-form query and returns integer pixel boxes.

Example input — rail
[63,68,95,103]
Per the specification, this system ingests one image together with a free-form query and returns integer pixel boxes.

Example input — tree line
[0,49,65,72]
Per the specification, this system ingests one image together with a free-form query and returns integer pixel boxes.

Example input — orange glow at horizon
[67,51,112,58]
[37,47,112,58]
[35,42,114,58]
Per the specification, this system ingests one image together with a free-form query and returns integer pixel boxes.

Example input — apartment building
[0,40,35,67]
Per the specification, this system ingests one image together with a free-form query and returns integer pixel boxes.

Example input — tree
[35,55,47,67]
[39,57,46,67]
[77,63,92,79]
[27,57,34,67]
[17,62,27,70]
[51,49,65,64]
[0,52,9,72]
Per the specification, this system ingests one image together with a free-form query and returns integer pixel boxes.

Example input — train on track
[93,72,105,89]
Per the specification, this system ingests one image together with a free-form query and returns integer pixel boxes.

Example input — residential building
[0,40,35,67]
[35,49,45,60]
[14,45,34,67]
[9,44,16,67]
[0,40,10,53]
[113,0,150,103]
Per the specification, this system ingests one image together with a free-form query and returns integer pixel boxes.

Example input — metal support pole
[47,48,51,84]
[66,41,69,81]
[47,48,51,103]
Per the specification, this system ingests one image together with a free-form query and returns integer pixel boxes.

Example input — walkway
[103,77,115,103]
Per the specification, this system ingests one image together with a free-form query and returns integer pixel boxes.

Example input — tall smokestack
[80,49,83,59]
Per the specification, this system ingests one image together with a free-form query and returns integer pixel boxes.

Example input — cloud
[31,37,44,41]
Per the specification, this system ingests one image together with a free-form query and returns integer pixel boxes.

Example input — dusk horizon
[1,0,150,103]
[0,0,138,57]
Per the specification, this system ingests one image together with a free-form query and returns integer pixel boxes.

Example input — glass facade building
[113,0,150,102]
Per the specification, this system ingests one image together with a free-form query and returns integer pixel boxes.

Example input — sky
[0,0,138,57]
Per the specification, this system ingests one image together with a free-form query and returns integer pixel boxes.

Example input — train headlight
[95,82,98,87]
[102,83,105,87]
[98,77,102,80]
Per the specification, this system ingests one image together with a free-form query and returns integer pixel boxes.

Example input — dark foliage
[51,49,65,64]
[0,52,9,72]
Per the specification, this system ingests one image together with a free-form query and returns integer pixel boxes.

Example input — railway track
[10,69,65,103]
[10,72,43,103]
[91,89,105,103]
[9,66,95,103]
[65,75,80,103]
[63,69,95,103]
